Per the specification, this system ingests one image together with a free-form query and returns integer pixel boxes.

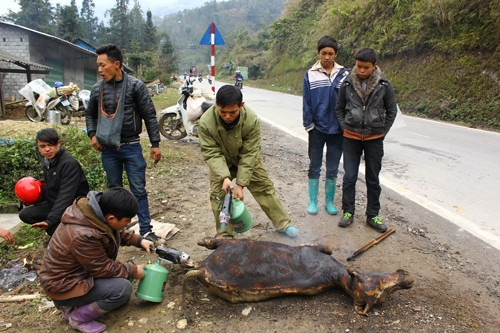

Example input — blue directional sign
[200,23,225,45]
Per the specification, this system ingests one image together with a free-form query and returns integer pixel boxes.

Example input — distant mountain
[149,0,217,18]
[155,0,286,72]
[156,0,286,46]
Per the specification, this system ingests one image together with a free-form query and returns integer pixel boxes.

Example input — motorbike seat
[201,102,214,112]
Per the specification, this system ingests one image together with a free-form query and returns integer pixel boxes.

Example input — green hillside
[158,0,500,129]
[263,0,500,129]
[156,0,286,74]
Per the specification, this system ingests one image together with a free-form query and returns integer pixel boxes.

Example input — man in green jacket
[198,85,298,238]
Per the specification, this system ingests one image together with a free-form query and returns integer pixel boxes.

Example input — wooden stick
[347,228,395,261]
[0,293,41,302]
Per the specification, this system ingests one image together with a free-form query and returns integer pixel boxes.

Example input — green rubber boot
[325,178,338,215]
[307,179,319,215]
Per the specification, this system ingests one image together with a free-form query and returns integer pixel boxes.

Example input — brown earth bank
[0,117,499,333]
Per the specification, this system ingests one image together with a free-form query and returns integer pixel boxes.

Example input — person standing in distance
[85,44,164,245]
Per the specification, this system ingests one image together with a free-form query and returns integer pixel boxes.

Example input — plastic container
[230,199,253,233]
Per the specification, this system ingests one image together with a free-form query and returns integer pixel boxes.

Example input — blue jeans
[308,128,343,180]
[341,137,384,216]
[102,143,152,236]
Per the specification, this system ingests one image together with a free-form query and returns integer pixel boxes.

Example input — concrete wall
[0,24,97,100]
[0,26,34,100]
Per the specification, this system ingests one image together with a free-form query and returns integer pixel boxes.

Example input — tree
[56,0,82,42]
[3,0,55,34]
[107,0,131,50]
[128,0,145,53]
[159,33,177,75]
[143,10,158,52]
[80,0,99,43]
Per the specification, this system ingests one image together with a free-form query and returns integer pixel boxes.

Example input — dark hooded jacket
[39,191,142,301]
[42,148,89,229]
[85,72,161,147]
[336,67,397,136]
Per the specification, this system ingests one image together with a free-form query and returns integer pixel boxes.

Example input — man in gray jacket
[85,44,163,245]
[335,48,397,233]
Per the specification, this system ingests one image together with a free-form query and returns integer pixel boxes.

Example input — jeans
[341,137,384,216]
[308,128,343,180]
[102,143,152,235]
[52,278,132,312]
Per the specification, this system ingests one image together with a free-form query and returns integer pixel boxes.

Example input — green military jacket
[198,104,261,187]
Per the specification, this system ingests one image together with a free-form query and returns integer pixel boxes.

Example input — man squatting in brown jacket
[39,187,154,333]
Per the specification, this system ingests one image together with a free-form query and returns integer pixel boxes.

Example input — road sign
[200,23,225,45]
[200,23,225,92]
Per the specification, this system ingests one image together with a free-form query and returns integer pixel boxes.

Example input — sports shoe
[366,215,387,233]
[284,226,298,238]
[338,212,354,227]
[143,232,166,246]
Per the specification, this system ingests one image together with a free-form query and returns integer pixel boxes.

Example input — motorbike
[19,79,89,125]
[56,87,90,123]
[19,79,68,124]
[158,78,214,140]
[235,77,243,90]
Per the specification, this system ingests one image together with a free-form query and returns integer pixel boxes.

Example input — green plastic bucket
[135,259,169,302]
[230,199,253,233]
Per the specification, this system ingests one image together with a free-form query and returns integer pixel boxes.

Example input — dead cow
[182,237,413,319]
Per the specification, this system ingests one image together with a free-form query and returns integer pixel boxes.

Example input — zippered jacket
[198,104,261,187]
[336,67,397,135]
[39,191,142,300]
[303,61,349,134]
[86,73,161,147]
[42,148,89,229]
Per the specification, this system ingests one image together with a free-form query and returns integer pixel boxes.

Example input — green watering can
[219,190,253,233]
[135,259,169,302]
[230,199,253,233]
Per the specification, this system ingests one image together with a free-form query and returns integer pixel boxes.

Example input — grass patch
[0,224,46,265]
[151,83,181,111]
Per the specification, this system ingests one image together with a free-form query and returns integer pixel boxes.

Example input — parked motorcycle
[158,78,214,140]
[19,79,67,124]
[56,86,90,123]
[19,80,89,125]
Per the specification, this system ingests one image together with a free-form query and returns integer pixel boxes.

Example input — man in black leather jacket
[85,44,164,245]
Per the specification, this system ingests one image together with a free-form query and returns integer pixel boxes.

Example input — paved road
[228,84,500,250]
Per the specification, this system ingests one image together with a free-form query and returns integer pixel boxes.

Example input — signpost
[200,22,225,92]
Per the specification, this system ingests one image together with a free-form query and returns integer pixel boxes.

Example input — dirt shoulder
[1,120,499,332]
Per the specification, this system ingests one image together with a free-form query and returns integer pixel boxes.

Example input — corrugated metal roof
[0,49,51,70]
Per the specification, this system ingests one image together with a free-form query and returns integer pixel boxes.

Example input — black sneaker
[338,212,354,227]
[144,232,166,245]
[366,215,387,233]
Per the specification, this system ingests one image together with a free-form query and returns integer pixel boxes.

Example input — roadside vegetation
[213,0,499,130]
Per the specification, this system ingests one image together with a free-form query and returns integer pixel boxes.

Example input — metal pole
[211,22,215,92]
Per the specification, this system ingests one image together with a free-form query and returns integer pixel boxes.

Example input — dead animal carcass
[182,238,413,319]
